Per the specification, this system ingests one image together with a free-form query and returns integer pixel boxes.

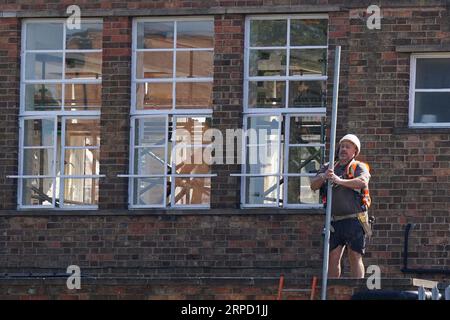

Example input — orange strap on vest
[345,160,371,209]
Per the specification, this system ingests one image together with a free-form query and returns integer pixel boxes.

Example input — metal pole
[321,46,341,300]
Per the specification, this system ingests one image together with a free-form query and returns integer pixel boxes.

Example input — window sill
[0,207,325,216]
[393,127,450,134]
[396,45,450,53]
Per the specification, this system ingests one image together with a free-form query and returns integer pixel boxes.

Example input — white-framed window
[17,19,103,209]
[129,17,215,208]
[409,53,450,127]
[241,15,328,208]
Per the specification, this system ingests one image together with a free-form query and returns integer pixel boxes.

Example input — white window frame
[17,115,58,209]
[16,116,103,210]
[59,116,102,209]
[128,17,216,209]
[243,14,329,114]
[240,15,328,209]
[128,115,169,209]
[282,114,325,208]
[15,19,104,210]
[409,53,450,128]
[20,18,102,117]
[239,113,326,209]
[131,16,214,115]
[240,113,282,208]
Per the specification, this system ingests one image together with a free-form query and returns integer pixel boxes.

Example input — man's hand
[327,167,367,189]
[310,172,327,191]
[330,175,344,185]
[325,169,343,185]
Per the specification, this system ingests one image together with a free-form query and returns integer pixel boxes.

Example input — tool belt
[332,212,373,237]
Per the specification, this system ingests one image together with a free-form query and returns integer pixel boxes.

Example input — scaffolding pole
[321,46,341,300]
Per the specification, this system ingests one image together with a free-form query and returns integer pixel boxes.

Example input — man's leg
[328,245,345,278]
[348,248,365,278]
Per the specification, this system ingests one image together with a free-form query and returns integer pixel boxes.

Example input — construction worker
[310,134,371,279]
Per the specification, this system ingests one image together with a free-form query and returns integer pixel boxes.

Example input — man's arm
[331,177,367,189]
[310,172,327,191]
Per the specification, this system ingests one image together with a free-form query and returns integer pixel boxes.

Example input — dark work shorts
[330,218,366,255]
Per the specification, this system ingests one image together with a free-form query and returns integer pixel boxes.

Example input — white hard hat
[339,134,361,156]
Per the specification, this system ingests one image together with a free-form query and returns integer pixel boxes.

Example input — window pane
[64,149,99,176]
[136,83,172,109]
[176,51,213,78]
[177,21,214,49]
[416,58,450,89]
[174,146,211,174]
[250,20,287,47]
[135,117,166,146]
[288,81,326,108]
[289,116,324,144]
[66,22,102,50]
[175,117,211,144]
[64,84,101,110]
[246,116,280,174]
[246,144,279,174]
[174,177,210,205]
[63,178,98,206]
[65,52,102,79]
[287,176,320,204]
[248,81,286,108]
[134,147,166,175]
[25,84,62,111]
[175,82,212,108]
[65,119,100,147]
[24,119,54,147]
[136,51,173,79]
[26,23,63,50]
[25,53,63,80]
[245,176,278,205]
[288,146,322,174]
[246,116,280,144]
[22,178,55,206]
[289,49,327,76]
[414,92,450,123]
[137,21,174,49]
[290,19,327,46]
[249,49,287,77]
[23,148,54,176]
[133,178,165,205]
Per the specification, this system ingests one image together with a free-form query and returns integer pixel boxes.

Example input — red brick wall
[211,14,245,208]
[0,277,423,300]
[0,214,324,277]
[0,1,449,299]
[0,18,20,210]
[0,278,303,300]
[99,17,132,209]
